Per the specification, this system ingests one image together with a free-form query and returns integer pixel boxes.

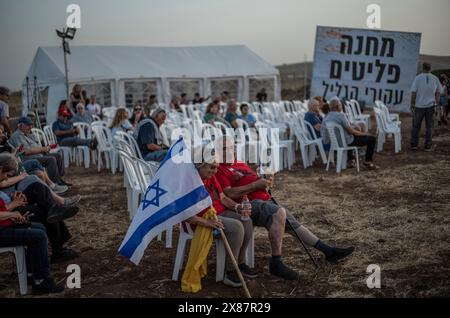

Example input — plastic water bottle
[213,228,221,237]
[240,195,251,221]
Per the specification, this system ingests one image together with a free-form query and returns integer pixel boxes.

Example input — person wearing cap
[0,86,11,136]
[134,107,168,162]
[10,117,68,186]
[410,62,442,151]
[52,110,96,150]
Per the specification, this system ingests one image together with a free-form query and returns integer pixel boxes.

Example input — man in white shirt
[86,95,101,116]
[410,62,441,151]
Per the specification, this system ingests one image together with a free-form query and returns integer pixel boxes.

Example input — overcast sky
[1,0,449,90]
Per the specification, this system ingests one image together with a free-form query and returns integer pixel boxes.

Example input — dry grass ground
[0,115,449,298]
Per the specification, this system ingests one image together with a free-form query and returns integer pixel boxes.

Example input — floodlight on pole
[56,27,77,104]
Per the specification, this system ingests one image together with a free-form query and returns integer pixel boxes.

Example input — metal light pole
[62,39,70,103]
[56,27,76,104]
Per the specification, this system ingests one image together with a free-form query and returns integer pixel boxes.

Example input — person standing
[410,63,441,151]
[0,87,11,136]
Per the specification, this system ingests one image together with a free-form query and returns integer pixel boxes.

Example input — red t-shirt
[0,198,13,228]
[216,162,271,202]
[199,175,226,217]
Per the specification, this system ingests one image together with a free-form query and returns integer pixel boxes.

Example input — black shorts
[250,199,302,231]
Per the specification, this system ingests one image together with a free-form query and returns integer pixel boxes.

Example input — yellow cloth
[181,207,217,293]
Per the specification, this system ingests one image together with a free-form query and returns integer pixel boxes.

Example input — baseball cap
[18,116,33,125]
[59,109,71,117]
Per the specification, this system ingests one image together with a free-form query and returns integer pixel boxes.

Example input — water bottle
[240,195,251,221]
[213,228,221,237]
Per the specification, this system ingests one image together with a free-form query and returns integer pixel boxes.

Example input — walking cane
[269,194,319,270]
[214,215,252,298]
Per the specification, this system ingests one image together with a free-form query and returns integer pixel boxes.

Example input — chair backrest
[43,125,58,145]
[92,125,113,150]
[202,123,222,142]
[325,121,349,149]
[373,107,392,132]
[114,130,143,159]
[31,128,49,146]
[304,121,319,141]
[350,99,363,116]
[118,150,141,192]
[92,114,101,122]
[72,122,92,139]
[91,121,108,128]
[235,118,249,131]
[213,121,233,136]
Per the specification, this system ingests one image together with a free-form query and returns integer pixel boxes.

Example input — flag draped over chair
[119,137,212,265]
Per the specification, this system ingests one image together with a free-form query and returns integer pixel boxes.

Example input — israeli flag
[119,138,212,265]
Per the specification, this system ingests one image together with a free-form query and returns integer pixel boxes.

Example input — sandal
[363,162,379,170]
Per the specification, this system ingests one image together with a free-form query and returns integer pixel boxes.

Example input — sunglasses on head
[134,108,142,111]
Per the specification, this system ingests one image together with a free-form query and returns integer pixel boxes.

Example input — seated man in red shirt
[215,137,354,280]
[187,152,257,288]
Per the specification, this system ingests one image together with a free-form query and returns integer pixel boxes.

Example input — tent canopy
[22,45,280,124]
[28,45,278,81]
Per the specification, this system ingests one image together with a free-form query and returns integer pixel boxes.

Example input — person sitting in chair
[52,110,97,150]
[321,98,378,170]
[134,108,168,162]
[186,148,257,288]
[215,136,354,280]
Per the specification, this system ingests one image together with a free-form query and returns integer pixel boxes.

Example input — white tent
[22,45,280,124]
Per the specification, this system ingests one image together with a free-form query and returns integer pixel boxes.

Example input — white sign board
[311,26,421,112]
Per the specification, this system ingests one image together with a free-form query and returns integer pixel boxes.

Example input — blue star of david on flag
[142,179,167,209]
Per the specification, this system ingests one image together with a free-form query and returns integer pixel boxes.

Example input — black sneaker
[32,277,64,295]
[47,205,79,223]
[239,263,258,279]
[424,146,433,152]
[326,246,355,264]
[269,259,299,280]
[223,270,243,288]
[51,248,80,264]
[411,146,418,151]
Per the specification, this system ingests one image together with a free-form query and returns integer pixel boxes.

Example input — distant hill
[276,54,450,100]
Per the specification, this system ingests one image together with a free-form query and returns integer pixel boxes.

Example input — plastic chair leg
[215,239,226,282]
[14,247,28,295]
[172,235,188,281]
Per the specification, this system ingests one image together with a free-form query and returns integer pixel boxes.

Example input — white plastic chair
[344,103,368,133]
[374,101,401,123]
[117,149,142,219]
[0,246,27,295]
[43,125,73,168]
[374,108,401,153]
[172,222,254,282]
[91,125,116,173]
[325,122,360,174]
[72,122,92,169]
[350,99,371,129]
[114,130,143,159]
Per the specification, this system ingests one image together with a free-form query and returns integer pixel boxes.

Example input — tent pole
[63,38,70,104]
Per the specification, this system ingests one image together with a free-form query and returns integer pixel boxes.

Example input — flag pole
[214,216,252,298]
